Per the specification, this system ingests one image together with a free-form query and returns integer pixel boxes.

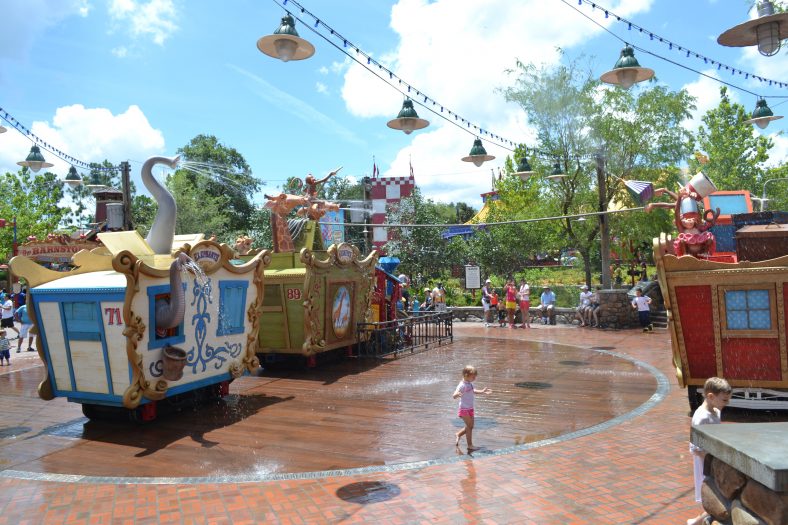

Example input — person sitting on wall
[432,282,447,313]
[538,285,556,325]
[575,285,593,327]
[588,285,602,328]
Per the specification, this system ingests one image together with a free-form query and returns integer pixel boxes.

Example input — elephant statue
[142,155,180,255]
[155,252,195,330]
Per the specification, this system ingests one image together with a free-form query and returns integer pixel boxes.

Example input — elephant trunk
[143,155,180,254]
[155,252,192,330]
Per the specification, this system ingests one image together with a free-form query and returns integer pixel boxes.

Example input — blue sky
[1,0,786,210]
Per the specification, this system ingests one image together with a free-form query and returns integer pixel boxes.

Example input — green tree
[384,187,462,280]
[166,170,232,239]
[0,168,68,260]
[689,87,773,194]
[501,58,694,284]
[176,135,262,233]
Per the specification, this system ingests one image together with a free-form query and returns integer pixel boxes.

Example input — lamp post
[760,177,788,211]
[596,154,612,289]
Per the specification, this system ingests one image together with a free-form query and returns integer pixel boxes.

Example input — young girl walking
[453,365,492,451]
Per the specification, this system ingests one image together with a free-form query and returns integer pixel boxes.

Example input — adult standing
[518,278,531,328]
[504,279,518,329]
[538,285,556,325]
[1,293,18,337]
[15,303,34,352]
[432,282,447,313]
[481,279,493,328]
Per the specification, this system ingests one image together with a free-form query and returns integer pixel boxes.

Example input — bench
[447,306,578,325]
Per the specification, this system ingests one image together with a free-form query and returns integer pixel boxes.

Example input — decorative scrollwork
[185,278,244,373]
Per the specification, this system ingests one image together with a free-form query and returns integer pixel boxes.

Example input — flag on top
[372,159,379,179]
[409,158,414,178]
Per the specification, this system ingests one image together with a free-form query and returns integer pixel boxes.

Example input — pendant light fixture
[387,98,429,134]
[744,98,784,129]
[64,165,82,187]
[546,161,567,180]
[257,14,315,62]
[718,1,788,57]
[461,138,495,167]
[514,150,535,181]
[600,45,654,89]
[17,145,54,173]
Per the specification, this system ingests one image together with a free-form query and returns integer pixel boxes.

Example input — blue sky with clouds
[1,0,786,210]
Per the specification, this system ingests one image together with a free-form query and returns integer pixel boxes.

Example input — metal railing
[356,312,453,358]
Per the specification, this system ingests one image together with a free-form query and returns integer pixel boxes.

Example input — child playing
[631,287,653,332]
[489,290,500,327]
[687,377,731,525]
[453,365,492,451]
[0,329,10,366]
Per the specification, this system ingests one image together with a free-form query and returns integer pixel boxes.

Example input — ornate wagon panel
[658,250,788,391]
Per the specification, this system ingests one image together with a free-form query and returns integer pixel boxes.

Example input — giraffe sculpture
[264,193,309,253]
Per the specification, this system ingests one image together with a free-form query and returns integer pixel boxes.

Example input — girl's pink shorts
[458,408,474,418]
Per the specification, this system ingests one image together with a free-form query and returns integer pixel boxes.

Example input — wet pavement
[0,323,784,523]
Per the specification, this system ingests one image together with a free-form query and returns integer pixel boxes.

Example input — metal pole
[120,161,133,230]
[596,154,611,289]
[761,177,788,212]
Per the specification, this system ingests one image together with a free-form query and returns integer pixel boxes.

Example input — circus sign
[18,240,100,262]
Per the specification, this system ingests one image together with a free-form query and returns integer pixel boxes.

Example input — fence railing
[356,312,453,358]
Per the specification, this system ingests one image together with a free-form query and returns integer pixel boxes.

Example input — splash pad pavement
[0,324,666,483]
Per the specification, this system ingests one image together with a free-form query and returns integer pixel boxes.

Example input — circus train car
[256,241,377,365]
[10,231,269,421]
[654,190,788,410]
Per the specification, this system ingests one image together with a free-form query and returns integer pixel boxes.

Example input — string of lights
[320,206,646,228]
[272,0,786,167]
[0,106,120,172]
[572,0,788,92]
[272,0,527,155]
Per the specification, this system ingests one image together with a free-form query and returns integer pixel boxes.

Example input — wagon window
[218,280,248,336]
[147,283,186,350]
[724,289,772,330]
[62,301,101,341]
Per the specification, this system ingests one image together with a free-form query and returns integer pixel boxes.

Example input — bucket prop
[686,172,717,200]
[625,180,654,204]
[680,197,700,218]
[161,345,187,381]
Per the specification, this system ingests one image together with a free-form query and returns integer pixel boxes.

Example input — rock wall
[597,289,641,329]
[701,454,787,525]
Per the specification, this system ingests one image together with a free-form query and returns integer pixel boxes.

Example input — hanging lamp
[257,14,315,62]
[387,98,429,134]
[718,1,788,57]
[461,138,495,167]
[600,45,654,89]
[514,149,535,181]
[546,162,566,180]
[744,98,783,129]
[17,145,54,173]
[64,165,82,187]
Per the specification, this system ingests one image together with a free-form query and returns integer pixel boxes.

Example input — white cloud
[765,131,788,168]
[340,0,654,204]
[316,82,328,95]
[229,64,365,147]
[0,105,166,192]
[682,70,740,132]
[111,46,129,58]
[0,0,89,62]
[108,0,178,46]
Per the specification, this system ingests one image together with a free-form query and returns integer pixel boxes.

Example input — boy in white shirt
[631,287,653,332]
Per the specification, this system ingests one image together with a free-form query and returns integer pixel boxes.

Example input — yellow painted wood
[71,341,110,394]
[38,302,71,392]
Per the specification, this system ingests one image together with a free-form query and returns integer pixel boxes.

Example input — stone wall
[700,454,787,525]
[597,289,640,329]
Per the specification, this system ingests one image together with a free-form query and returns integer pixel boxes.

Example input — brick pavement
[0,323,706,524]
